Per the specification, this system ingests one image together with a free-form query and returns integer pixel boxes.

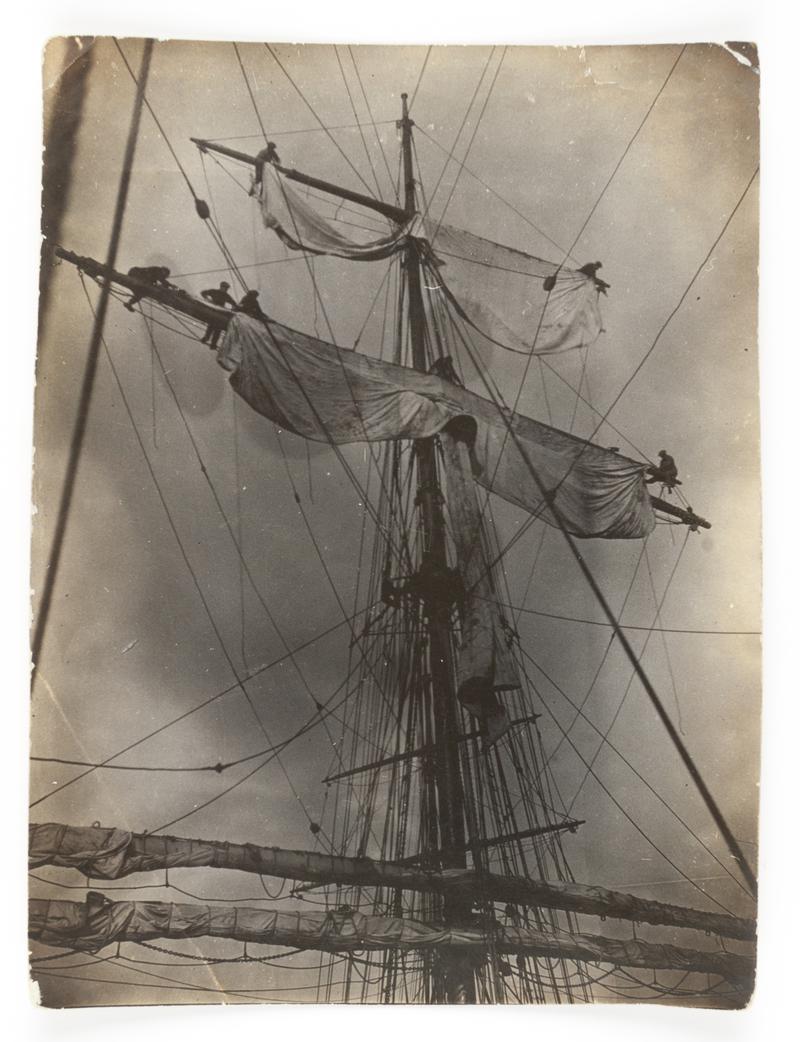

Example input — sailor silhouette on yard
[124,266,174,310]
[200,281,237,347]
[543,260,610,295]
[646,450,681,491]
[251,142,281,195]
[237,289,267,321]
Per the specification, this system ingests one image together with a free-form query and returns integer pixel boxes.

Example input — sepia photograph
[29,36,760,1009]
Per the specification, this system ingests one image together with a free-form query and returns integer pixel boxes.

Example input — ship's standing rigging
[30,40,760,1006]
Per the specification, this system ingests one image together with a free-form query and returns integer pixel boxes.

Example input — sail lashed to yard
[257,168,605,354]
[29,823,757,942]
[29,895,753,984]
[219,315,654,540]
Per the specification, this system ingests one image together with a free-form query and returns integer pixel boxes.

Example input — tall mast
[398,92,476,1004]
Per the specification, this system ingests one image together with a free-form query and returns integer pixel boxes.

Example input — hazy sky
[29,38,759,1006]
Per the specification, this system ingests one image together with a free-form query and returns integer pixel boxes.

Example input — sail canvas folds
[29,823,137,879]
[438,428,521,722]
[29,896,753,983]
[28,823,756,941]
[423,222,605,355]
[257,169,603,354]
[259,165,413,259]
[220,316,654,540]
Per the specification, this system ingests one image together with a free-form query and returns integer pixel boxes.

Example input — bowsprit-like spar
[32,50,758,1007]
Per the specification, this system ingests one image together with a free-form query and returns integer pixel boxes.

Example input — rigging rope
[129,324,325,840]
[563,531,690,809]
[263,43,380,199]
[48,279,331,847]
[491,599,759,636]
[353,256,397,350]
[423,47,700,546]
[348,46,398,202]
[539,538,651,771]
[199,153,247,293]
[147,658,366,835]
[123,279,409,789]
[30,967,314,1001]
[408,46,432,114]
[643,541,685,734]
[422,47,497,224]
[424,258,758,894]
[112,40,196,200]
[520,640,753,902]
[146,301,158,448]
[272,430,403,742]
[518,651,740,915]
[31,633,380,776]
[170,256,310,279]
[553,45,687,279]
[29,603,368,800]
[530,160,761,517]
[206,121,397,143]
[231,394,249,671]
[113,39,251,292]
[427,47,507,246]
[142,316,339,735]
[582,164,760,438]
[415,124,572,261]
[35,950,319,1000]
[334,46,384,202]
[31,39,153,676]
[232,42,269,143]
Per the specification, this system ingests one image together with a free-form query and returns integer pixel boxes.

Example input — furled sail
[219,315,654,540]
[29,895,753,983]
[257,166,605,353]
[28,822,756,941]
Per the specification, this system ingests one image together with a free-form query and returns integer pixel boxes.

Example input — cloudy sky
[28,36,760,1007]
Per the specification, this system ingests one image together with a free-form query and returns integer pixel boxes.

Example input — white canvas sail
[219,315,654,540]
[423,221,605,355]
[258,166,605,354]
[258,163,414,259]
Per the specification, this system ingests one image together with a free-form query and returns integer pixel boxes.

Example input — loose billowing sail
[220,315,654,540]
[259,165,414,260]
[257,169,604,353]
[422,222,605,355]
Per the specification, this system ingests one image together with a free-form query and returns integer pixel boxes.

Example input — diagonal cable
[31,39,153,673]
[264,43,379,198]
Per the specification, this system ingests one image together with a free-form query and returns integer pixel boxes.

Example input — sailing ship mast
[397,89,474,1003]
[32,65,755,1007]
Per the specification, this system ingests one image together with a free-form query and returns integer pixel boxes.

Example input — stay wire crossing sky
[30,39,759,1007]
